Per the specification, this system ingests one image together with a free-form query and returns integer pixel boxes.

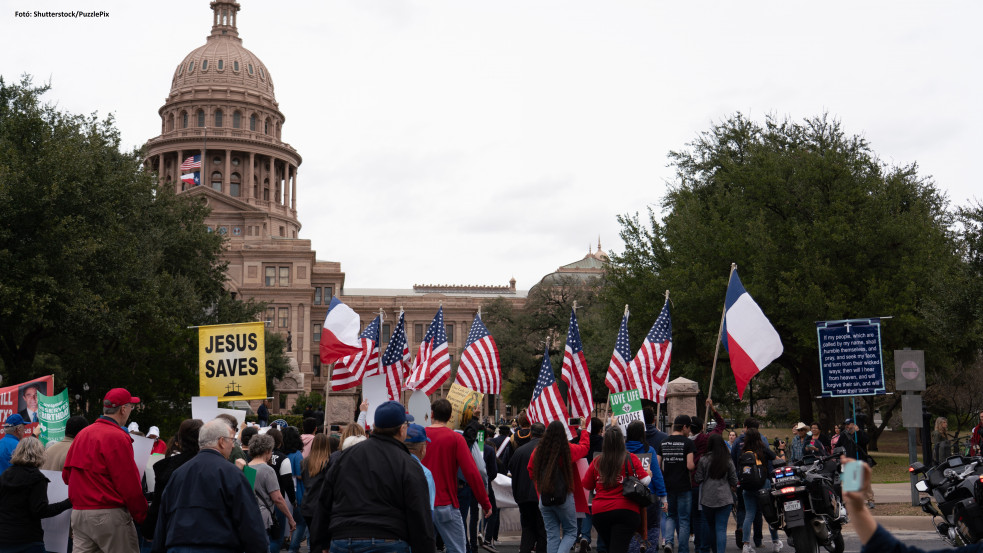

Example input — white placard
[408,389,432,427]
[216,407,247,427]
[361,373,389,428]
[131,434,155,482]
[191,396,219,422]
[41,469,70,553]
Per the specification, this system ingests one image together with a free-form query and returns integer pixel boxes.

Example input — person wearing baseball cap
[147,425,167,455]
[405,423,436,511]
[63,387,147,553]
[310,400,435,553]
[0,414,28,475]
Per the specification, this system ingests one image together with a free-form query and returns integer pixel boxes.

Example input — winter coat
[0,465,72,544]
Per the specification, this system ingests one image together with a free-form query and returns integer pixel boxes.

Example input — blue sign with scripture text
[816,319,886,397]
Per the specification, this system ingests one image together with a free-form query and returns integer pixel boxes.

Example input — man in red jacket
[64,388,148,553]
[424,398,492,553]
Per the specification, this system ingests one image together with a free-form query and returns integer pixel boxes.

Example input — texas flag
[723,269,783,399]
[319,297,364,365]
[181,171,200,186]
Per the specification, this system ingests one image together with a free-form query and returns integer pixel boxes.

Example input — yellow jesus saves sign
[198,322,267,400]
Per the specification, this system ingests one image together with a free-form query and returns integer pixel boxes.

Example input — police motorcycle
[910,454,983,547]
[758,449,847,553]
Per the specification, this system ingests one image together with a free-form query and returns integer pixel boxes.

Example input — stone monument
[666,376,699,423]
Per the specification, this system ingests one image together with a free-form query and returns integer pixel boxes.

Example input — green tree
[608,113,968,426]
[0,76,288,429]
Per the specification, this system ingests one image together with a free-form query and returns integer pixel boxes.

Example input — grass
[869,452,915,483]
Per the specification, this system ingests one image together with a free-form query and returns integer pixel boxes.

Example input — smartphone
[568,417,581,426]
[842,461,866,492]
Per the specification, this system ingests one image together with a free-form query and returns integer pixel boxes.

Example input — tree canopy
[606,113,976,425]
[0,76,288,428]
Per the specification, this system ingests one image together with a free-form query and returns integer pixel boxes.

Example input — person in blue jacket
[626,421,667,553]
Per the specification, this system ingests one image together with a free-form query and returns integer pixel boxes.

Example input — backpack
[738,450,766,490]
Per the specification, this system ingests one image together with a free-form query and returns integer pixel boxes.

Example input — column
[247,151,255,202]
[283,164,290,209]
[291,168,297,211]
[176,149,184,193]
[224,149,231,195]
[269,155,278,204]
[157,155,163,185]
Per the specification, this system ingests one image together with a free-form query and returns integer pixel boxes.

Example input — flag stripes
[561,309,592,421]
[455,314,501,394]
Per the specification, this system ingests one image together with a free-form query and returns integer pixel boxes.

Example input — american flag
[528,346,571,439]
[454,314,501,394]
[180,154,202,171]
[379,311,411,401]
[627,299,672,402]
[605,310,633,393]
[331,316,380,391]
[405,307,451,395]
[561,309,592,424]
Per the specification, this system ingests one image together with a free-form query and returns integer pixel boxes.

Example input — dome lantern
[209,0,240,40]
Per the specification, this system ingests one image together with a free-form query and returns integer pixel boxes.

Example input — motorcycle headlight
[916,480,928,492]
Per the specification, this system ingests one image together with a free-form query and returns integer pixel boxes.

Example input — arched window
[202,59,208,71]
[233,111,241,129]
[214,109,223,127]
[231,172,241,197]
[197,110,205,128]
[182,111,189,128]
[234,60,240,73]
[188,60,195,73]
[211,171,222,192]
[218,59,224,71]
[250,114,257,131]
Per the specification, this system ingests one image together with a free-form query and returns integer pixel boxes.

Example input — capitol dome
[169,1,276,104]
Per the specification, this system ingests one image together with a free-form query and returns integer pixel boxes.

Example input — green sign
[476,430,485,453]
[38,389,70,446]
[609,388,643,435]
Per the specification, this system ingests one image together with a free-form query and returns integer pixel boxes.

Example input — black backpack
[738,450,766,490]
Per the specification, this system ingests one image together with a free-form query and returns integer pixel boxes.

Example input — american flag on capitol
[180,154,202,171]
[627,299,672,402]
[331,315,380,391]
[379,311,411,401]
[605,310,633,393]
[405,307,451,395]
[561,309,592,424]
[454,313,501,394]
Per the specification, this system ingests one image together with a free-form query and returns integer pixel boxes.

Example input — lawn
[869,452,915,483]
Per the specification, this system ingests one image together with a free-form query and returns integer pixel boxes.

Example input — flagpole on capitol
[704,263,737,427]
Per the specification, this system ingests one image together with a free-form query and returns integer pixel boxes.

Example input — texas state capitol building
[144,0,605,422]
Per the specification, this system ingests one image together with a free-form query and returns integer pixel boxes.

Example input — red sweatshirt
[422,425,491,511]
[63,417,148,523]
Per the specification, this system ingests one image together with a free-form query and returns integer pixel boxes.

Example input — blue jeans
[289,503,308,552]
[329,538,410,553]
[665,490,693,553]
[702,504,732,553]
[434,504,468,553]
[269,505,288,553]
[741,488,778,544]
[540,493,577,553]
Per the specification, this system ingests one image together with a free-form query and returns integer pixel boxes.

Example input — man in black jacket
[508,422,546,553]
[311,400,435,553]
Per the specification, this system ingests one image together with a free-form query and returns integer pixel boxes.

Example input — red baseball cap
[103,388,140,408]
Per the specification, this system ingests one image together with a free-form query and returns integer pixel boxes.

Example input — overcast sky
[3,1,980,289]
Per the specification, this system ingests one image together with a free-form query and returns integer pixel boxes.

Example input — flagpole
[704,263,737,427]
[323,363,332,431]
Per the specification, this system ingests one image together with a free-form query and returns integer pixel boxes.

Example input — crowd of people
[3,385,983,553]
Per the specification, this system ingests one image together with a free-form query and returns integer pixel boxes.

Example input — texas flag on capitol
[319,297,364,365]
[723,269,783,399]
[181,171,200,186]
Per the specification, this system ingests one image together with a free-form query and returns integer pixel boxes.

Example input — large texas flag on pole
[723,269,783,399]
[319,297,364,365]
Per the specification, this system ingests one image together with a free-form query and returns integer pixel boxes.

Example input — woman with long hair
[582,426,651,553]
[695,433,737,553]
[739,427,780,553]
[301,434,332,553]
[0,437,72,553]
[625,421,666,553]
[932,417,952,464]
[527,421,590,553]
[143,418,203,542]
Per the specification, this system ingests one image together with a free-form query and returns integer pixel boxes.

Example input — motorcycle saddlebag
[757,488,779,526]
[954,498,983,543]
